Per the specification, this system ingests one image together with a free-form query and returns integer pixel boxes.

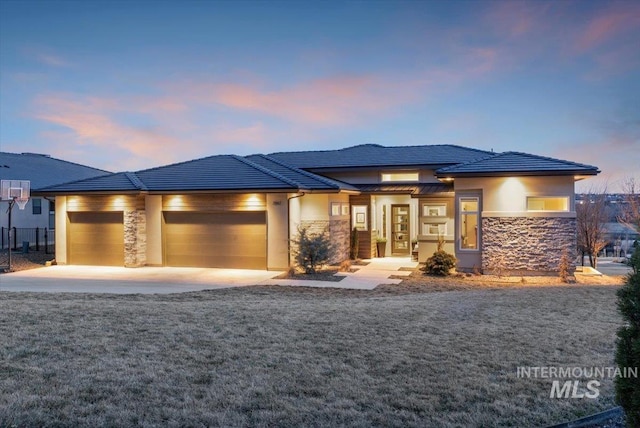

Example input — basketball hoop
[15,198,29,210]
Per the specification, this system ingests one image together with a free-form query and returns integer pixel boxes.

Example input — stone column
[124,210,147,267]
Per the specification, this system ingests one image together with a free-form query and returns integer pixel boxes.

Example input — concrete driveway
[0,258,418,294]
[0,265,282,294]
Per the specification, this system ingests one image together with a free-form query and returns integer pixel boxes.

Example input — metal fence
[0,227,55,254]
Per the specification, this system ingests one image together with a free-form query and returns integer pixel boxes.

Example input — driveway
[0,265,282,294]
[0,258,418,294]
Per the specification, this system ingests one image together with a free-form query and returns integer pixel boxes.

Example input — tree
[619,177,640,234]
[291,226,333,274]
[615,246,640,426]
[576,190,608,269]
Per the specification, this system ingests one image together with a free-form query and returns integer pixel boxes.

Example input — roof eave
[436,170,600,178]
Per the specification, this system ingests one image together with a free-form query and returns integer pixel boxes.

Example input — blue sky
[1,0,638,191]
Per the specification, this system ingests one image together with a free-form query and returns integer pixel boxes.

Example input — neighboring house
[0,152,109,233]
[35,144,599,273]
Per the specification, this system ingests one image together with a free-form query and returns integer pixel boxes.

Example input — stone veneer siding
[124,210,146,267]
[299,219,350,265]
[482,216,576,273]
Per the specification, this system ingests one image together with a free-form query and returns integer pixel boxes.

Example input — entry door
[391,205,410,255]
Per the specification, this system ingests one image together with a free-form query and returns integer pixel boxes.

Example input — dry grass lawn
[0,283,622,427]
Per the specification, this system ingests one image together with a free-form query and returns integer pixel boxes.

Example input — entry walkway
[0,258,418,294]
[263,257,418,290]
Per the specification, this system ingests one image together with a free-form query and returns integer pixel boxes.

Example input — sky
[1,0,638,192]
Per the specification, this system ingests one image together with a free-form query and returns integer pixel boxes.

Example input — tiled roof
[269,144,494,169]
[37,172,144,192]
[0,152,109,190]
[436,152,600,177]
[37,154,357,194]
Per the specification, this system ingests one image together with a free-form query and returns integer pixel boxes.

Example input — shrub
[558,248,571,283]
[423,250,457,276]
[339,260,351,272]
[291,226,333,274]
[350,227,359,260]
[615,245,640,426]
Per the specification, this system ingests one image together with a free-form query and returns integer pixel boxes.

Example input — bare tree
[619,177,640,233]
[576,190,608,269]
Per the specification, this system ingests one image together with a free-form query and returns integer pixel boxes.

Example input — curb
[546,406,623,428]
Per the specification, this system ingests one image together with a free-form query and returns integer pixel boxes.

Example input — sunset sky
[1,0,638,191]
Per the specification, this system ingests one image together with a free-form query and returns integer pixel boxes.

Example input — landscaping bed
[0,249,55,273]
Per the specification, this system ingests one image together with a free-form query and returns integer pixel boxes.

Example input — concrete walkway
[0,258,418,294]
[263,257,418,290]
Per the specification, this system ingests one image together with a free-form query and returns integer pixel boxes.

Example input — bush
[615,246,640,426]
[292,226,333,274]
[558,248,571,283]
[423,250,457,276]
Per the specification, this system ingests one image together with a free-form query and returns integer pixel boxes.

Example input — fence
[0,227,55,254]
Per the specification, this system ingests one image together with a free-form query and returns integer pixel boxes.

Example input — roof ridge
[254,154,341,189]
[269,143,495,156]
[436,152,499,172]
[124,171,148,191]
[232,155,301,188]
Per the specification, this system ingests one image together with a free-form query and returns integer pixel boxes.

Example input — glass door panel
[391,205,410,255]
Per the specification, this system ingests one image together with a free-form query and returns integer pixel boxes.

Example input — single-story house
[35,144,599,273]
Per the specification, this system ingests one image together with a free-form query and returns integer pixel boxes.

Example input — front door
[391,204,410,255]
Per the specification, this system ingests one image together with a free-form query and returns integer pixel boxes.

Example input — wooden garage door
[163,211,267,269]
[68,212,124,266]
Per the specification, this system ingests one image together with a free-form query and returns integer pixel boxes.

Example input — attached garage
[163,211,267,269]
[67,211,124,266]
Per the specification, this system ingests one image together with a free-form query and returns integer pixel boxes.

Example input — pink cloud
[483,1,550,37]
[33,94,186,168]
[574,3,640,53]
[173,74,420,126]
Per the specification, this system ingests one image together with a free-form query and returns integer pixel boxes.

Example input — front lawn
[0,284,621,427]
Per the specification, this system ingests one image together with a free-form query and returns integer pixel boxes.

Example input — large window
[459,197,479,250]
[32,198,42,215]
[527,197,569,211]
[381,172,419,182]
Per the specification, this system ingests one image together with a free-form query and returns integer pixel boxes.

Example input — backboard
[1,179,31,202]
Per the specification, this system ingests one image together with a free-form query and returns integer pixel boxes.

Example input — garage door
[68,212,124,266]
[163,211,267,269]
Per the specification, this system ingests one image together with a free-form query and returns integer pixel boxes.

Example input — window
[423,222,447,236]
[460,197,479,250]
[32,198,42,215]
[381,172,419,182]
[49,200,55,229]
[352,205,368,230]
[527,197,569,211]
[423,204,446,217]
[331,202,349,216]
